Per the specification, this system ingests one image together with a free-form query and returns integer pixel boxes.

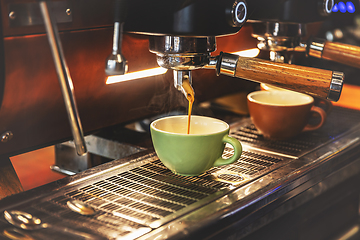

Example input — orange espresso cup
[260,83,333,114]
[247,90,327,140]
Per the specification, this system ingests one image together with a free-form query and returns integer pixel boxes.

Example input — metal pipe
[105,0,128,76]
[39,1,87,156]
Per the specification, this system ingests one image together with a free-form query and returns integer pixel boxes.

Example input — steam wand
[39,1,87,156]
[105,0,128,76]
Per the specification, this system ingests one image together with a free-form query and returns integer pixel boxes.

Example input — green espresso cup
[150,115,242,176]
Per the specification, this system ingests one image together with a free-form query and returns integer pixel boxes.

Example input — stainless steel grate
[46,107,359,238]
[3,197,150,240]
[6,107,359,239]
[230,107,360,157]
[218,148,284,175]
[0,126,299,239]
[54,148,287,237]
[63,161,226,227]
[231,125,313,156]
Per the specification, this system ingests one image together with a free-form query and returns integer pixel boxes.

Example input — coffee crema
[248,90,313,106]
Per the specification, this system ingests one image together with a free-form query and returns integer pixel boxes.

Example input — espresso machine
[0,0,360,239]
[249,0,360,70]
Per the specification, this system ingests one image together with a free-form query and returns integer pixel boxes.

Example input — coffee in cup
[247,90,327,140]
[260,83,333,114]
[150,115,242,176]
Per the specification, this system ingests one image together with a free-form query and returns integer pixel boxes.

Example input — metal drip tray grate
[3,200,151,240]
[230,107,360,157]
[0,126,301,239]
[19,150,285,239]
[3,107,360,239]
[231,124,320,156]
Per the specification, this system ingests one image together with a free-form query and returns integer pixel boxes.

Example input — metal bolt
[1,131,13,143]
[66,8,71,16]
[8,11,16,20]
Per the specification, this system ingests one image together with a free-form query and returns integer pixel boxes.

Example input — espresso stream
[181,80,195,134]
[187,93,194,134]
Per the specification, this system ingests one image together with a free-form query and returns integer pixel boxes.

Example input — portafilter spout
[174,70,195,101]
[105,0,128,76]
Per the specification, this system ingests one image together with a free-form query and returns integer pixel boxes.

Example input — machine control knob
[319,0,334,16]
[229,0,247,27]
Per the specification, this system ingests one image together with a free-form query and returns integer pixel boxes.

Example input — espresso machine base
[0,106,359,240]
[53,134,146,175]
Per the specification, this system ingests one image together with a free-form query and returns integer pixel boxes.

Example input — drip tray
[0,147,290,239]
[0,107,360,239]
[231,106,360,158]
[62,149,287,228]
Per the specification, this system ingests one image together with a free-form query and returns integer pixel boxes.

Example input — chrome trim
[149,36,216,55]
[174,70,192,90]
[217,52,239,76]
[105,21,128,76]
[251,22,306,52]
[328,71,344,102]
[156,54,210,70]
[308,38,326,58]
[149,36,215,71]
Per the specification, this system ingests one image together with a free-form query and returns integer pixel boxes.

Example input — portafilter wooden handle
[214,52,344,102]
[308,39,360,69]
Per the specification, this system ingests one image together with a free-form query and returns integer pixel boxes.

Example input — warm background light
[106,67,168,84]
[232,48,260,58]
[106,49,259,84]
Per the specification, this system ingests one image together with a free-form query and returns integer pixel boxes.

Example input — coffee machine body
[0,0,252,157]
[247,0,333,23]
[124,0,243,37]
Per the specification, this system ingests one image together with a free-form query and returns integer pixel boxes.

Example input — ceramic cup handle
[314,98,333,114]
[303,105,327,132]
[213,135,242,167]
